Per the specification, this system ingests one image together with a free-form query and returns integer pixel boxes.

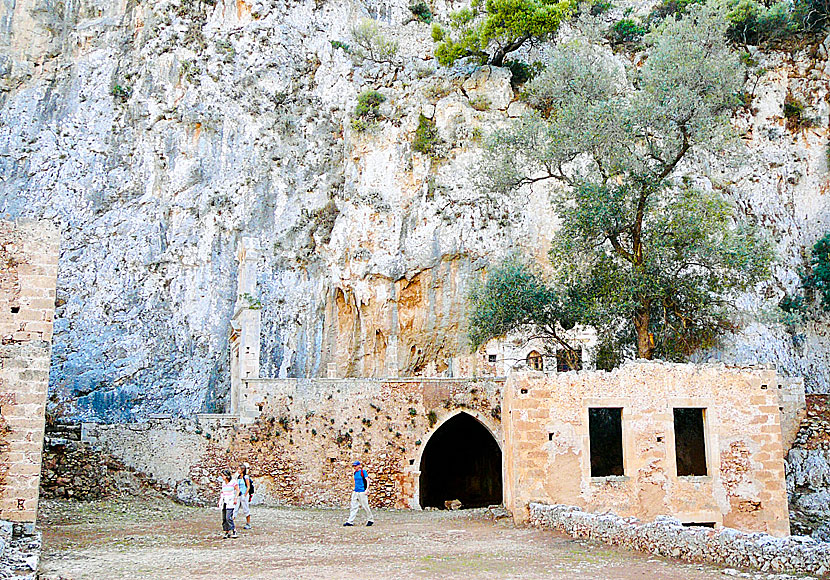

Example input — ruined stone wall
[0,219,59,523]
[504,362,795,536]
[80,378,503,509]
[530,503,830,577]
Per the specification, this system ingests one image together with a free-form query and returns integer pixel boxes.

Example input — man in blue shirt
[343,460,374,527]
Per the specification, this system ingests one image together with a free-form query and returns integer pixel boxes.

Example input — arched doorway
[419,412,503,509]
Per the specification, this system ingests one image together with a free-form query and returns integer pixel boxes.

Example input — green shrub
[647,0,704,23]
[330,40,351,53]
[111,84,132,101]
[412,114,443,157]
[650,0,825,42]
[791,0,830,31]
[351,19,398,64]
[590,0,613,14]
[806,232,830,310]
[427,410,438,427]
[352,90,386,132]
[354,90,385,118]
[779,293,806,314]
[783,94,811,131]
[610,18,647,44]
[409,1,433,23]
[504,59,543,88]
[725,0,796,44]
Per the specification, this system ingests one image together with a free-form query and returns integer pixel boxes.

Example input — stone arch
[415,410,503,509]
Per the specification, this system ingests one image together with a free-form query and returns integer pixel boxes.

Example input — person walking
[218,468,239,539]
[234,464,253,530]
[343,460,374,527]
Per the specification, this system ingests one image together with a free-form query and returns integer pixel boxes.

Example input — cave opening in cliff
[419,412,502,509]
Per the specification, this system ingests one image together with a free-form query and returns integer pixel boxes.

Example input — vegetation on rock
[351,19,399,65]
[649,0,829,43]
[431,0,575,66]
[409,1,434,23]
[471,5,773,362]
[352,90,386,132]
[412,114,443,157]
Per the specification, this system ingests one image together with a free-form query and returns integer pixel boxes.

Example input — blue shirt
[238,476,247,496]
[353,469,367,492]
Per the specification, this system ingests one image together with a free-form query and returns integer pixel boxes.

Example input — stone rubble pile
[530,503,830,577]
[39,423,169,502]
[0,522,40,580]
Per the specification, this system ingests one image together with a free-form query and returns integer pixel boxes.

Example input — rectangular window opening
[556,348,583,373]
[674,408,708,477]
[488,354,497,363]
[589,407,624,477]
[681,521,715,528]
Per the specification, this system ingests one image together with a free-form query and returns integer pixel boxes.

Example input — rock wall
[786,394,830,538]
[530,502,830,577]
[0,219,59,524]
[0,0,826,420]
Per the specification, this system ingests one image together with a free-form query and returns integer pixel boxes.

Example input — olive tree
[472,6,773,361]
[467,258,585,369]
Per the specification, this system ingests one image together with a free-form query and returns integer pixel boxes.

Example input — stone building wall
[81,378,503,509]
[503,361,799,537]
[0,219,59,523]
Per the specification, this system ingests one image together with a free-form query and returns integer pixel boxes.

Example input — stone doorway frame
[408,408,503,509]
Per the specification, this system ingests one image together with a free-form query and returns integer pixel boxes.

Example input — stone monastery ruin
[5,230,800,542]
[0,0,830,578]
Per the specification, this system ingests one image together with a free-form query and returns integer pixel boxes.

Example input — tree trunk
[634,309,654,359]
[490,49,506,67]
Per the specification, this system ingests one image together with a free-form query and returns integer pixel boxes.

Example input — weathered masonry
[0,219,59,525]
[503,363,804,536]
[84,377,505,510]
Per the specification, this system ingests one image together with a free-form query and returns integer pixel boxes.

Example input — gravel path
[37,499,813,580]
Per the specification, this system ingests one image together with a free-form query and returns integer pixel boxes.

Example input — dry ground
[37,498,812,580]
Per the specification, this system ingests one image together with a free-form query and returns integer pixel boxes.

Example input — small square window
[488,354,497,363]
[674,408,707,476]
[589,407,624,477]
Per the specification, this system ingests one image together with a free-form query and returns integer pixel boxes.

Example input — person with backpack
[343,460,374,527]
[234,463,253,530]
[218,468,238,539]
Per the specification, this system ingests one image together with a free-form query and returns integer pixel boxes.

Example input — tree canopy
[470,5,773,362]
[431,0,574,66]
[467,258,585,369]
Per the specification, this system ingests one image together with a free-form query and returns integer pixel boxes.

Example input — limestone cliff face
[0,0,827,420]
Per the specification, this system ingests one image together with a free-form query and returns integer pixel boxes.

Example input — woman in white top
[218,468,239,538]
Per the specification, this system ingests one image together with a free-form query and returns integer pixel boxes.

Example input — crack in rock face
[0,0,828,421]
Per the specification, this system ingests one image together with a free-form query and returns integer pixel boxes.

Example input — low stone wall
[530,503,830,577]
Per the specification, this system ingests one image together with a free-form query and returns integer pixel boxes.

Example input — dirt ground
[37,498,813,580]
